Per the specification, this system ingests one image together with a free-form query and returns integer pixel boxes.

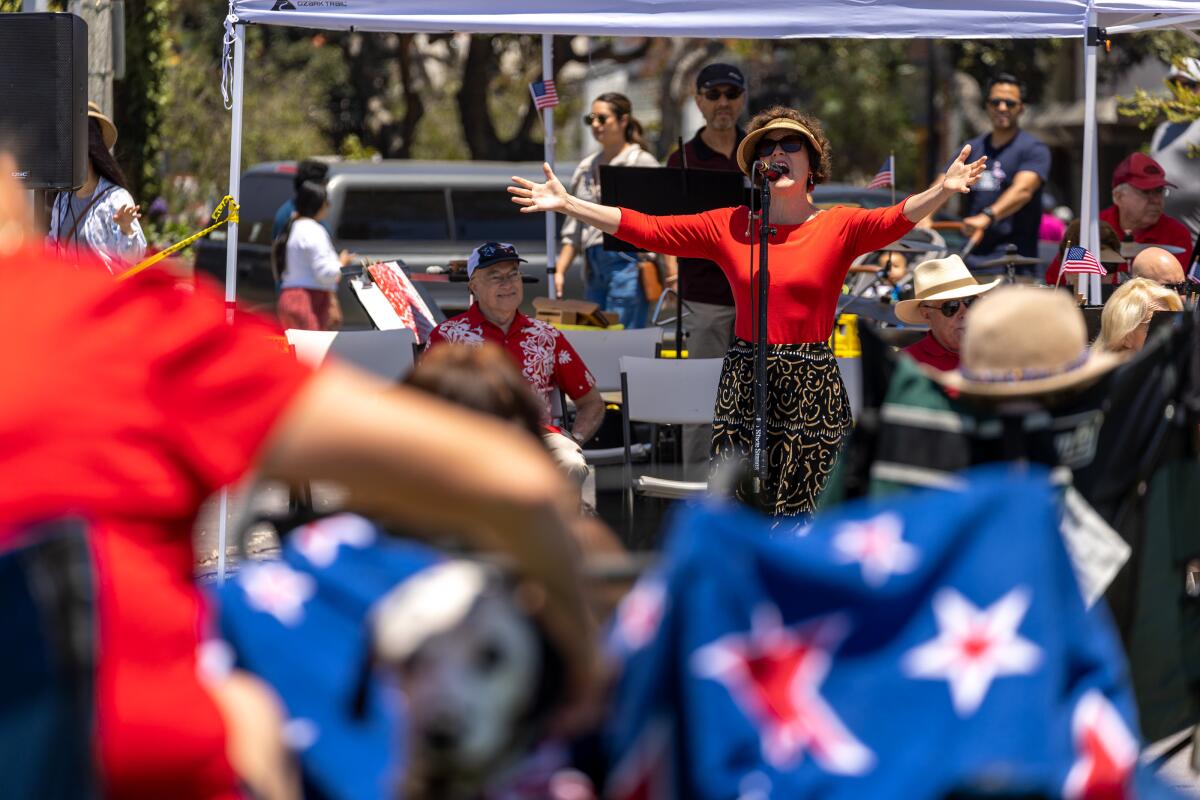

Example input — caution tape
[115,196,240,282]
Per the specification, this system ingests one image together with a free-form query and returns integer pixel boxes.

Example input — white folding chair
[619,356,724,536]
[284,328,418,383]
[561,328,665,466]
[562,327,664,396]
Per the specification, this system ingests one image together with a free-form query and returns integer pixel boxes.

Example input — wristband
[981,207,996,221]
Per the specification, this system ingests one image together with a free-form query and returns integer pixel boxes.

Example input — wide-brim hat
[735,118,822,177]
[926,286,1126,399]
[88,101,117,150]
[893,255,1001,326]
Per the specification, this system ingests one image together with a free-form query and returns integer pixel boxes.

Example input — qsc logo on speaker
[9,170,30,181]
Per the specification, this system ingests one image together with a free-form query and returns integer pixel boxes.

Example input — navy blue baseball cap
[467,242,527,278]
[696,63,746,91]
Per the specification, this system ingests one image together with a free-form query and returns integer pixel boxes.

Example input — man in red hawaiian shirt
[427,242,605,445]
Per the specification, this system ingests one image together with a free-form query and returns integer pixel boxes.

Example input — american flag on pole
[867,156,894,190]
[1061,246,1107,277]
[529,79,559,110]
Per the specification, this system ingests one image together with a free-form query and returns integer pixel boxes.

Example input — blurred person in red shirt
[0,156,595,800]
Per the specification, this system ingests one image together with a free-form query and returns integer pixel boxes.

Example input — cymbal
[836,294,901,326]
[974,252,1043,268]
[876,239,933,254]
[1119,241,1186,258]
[1098,247,1126,265]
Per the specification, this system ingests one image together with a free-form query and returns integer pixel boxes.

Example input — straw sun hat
[894,255,1001,326]
[88,101,118,150]
[927,286,1126,398]
[735,118,823,177]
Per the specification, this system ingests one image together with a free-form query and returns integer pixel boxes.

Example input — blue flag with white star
[604,467,1180,799]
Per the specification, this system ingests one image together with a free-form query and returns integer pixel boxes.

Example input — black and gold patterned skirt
[710,338,852,517]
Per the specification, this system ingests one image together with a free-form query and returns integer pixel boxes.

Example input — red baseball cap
[1112,152,1176,191]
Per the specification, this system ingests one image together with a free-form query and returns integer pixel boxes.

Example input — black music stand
[599,165,747,358]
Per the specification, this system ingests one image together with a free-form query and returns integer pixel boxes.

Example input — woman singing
[511,106,986,516]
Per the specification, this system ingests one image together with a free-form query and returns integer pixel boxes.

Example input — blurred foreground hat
[696,63,746,91]
[928,286,1125,398]
[1112,152,1175,192]
[467,242,526,278]
[87,101,117,150]
[1167,57,1200,85]
[894,255,1001,325]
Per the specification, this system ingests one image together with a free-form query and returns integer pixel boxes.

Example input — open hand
[509,162,569,214]
[113,204,141,235]
[943,145,987,194]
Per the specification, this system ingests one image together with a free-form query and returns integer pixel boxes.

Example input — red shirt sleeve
[553,331,596,400]
[842,201,917,257]
[1162,217,1196,270]
[615,207,734,260]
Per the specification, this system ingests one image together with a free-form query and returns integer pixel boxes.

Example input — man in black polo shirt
[666,62,747,466]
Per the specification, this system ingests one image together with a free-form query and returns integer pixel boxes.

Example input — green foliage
[949,40,1067,105]
[339,133,379,161]
[114,0,170,204]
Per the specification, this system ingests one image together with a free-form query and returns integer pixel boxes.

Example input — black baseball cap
[696,63,746,91]
[467,242,527,278]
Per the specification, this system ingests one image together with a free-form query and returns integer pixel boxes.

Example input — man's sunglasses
[755,135,808,159]
[987,97,1021,109]
[583,112,613,126]
[921,296,977,318]
[702,87,744,102]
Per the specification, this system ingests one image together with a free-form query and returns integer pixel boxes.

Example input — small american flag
[867,156,893,190]
[529,79,559,110]
[1187,256,1200,285]
[1061,246,1107,277]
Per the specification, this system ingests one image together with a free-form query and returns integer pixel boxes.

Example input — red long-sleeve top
[616,203,914,343]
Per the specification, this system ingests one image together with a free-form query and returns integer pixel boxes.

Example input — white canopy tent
[212,0,1200,576]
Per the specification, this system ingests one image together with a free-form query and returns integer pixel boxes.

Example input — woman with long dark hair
[513,105,986,516]
[48,102,146,274]
[554,92,661,328]
[274,180,353,330]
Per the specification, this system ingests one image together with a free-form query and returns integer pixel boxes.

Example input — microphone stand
[745,170,775,511]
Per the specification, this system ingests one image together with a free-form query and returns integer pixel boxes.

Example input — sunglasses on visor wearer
[702,87,744,101]
[583,112,613,126]
[755,135,808,159]
[921,296,978,318]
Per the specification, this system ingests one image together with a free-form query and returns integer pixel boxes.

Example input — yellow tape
[115,196,240,282]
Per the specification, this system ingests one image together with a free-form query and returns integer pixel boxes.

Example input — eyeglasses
[920,296,977,318]
[478,270,523,286]
[755,135,808,159]
[987,97,1021,109]
[583,113,612,126]
[702,87,744,101]
[1128,185,1170,199]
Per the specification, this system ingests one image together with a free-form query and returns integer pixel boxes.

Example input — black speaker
[0,13,88,190]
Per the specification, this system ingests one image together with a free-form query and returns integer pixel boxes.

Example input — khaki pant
[681,300,736,474]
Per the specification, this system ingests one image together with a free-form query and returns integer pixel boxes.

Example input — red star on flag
[614,577,666,652]
[240,561,316,626]
[293,513,376,568]
[832,512,919,587]
[691,606,875,775]
[1063,690,1137,800]
[902,586,1042,717]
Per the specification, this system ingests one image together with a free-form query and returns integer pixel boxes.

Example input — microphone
[754,160,790,182]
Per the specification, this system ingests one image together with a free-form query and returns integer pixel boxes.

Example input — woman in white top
[274,181,354,330]
[48,102,146,275]
[555,92,661,328]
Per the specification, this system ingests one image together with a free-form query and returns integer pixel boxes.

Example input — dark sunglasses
[755,135,807,159]
[922,296,977,318]
[702,87,744,101]
[987,97,1021,109]
[583,112,613,126]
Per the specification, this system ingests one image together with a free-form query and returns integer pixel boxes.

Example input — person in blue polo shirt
[944,73,1052,275]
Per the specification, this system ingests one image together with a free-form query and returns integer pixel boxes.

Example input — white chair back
[285,328,417,382]
[564,328,664,393]
[619,356,724,425]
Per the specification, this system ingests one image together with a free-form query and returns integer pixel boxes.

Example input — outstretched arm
[902,145,987,223]
[510,163,622,234]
